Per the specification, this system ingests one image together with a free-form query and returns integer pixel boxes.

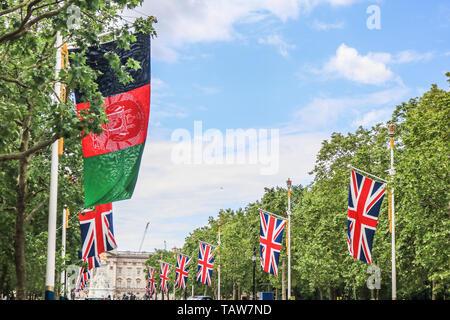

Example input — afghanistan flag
[74,34,151,207]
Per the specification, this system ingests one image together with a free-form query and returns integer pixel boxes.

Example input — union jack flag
[260,210,286,276]
[78,203,117,260]
[159,262,171,293]
[196,242,215,286]
[175,253,192,290]
[75,267,90,292]
[347,170,386,264]
[78,251,101,271]
[146,267,156,296]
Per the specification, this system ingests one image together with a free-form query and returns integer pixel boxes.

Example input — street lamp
[252,246,256,300]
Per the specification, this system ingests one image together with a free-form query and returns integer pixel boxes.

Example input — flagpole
[45,31,62,300]
[387,123,397,300]
[258,208,287,221]
[347,165,388,183]
[60,207,67,299]
[217,219,221,301]
[199,240,216,249]
[286,178,292,300]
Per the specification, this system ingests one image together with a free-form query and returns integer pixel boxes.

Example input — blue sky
[113,0,449,252]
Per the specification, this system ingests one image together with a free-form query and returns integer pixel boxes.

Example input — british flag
[347,169,386,264]
[175,253,192,290]
[78,251,101,270]
[196,242,215,286]
[75,267,90,292]
[78,203,117,260]
[260,210,286,276]
[147,266,156,296]
[159,262,171,293]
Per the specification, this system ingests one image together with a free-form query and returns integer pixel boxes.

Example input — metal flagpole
[60,207,67,299]
[217,220,221,300]
[258,208,287,221]
[45,31,62,300]
[286,178,292,300]
[347,165,388,183]
[387,123,397,300]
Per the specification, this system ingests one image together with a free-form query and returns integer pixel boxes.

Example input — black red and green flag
[74,34,151,207]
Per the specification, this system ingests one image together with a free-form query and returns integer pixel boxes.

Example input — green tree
[0,0,156,299]
[392,76,450,299]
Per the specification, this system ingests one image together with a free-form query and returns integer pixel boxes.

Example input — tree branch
[24,197,47,225]
[0,75,29,88]
[0,1,72,45]
[0,134,59,162]
[0,0,31,17]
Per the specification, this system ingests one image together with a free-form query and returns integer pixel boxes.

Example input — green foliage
[145,75,449,300]
[0,0,157,299]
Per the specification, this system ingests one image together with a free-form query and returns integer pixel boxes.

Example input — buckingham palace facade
[75,250,154,300]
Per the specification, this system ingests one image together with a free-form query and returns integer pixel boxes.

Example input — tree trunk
[232,279,236,300]
[14,157,29,300]
[432,280,436,300]
[14,102,33,300]
[329,286,336,300]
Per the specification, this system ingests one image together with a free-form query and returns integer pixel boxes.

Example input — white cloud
[258,34,296,57]
[309,44,435,86]
[289,86,410,131]
[352,107,393,128]
[368,50,434,64]
[113,129,326,251]
[322,43,394,85]
[129,0,359,62]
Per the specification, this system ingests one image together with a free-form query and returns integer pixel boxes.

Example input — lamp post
[252,246,256,300]
[387,122,396,300]
[286,178,292,300]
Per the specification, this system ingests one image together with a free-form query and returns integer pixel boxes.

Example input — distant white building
[76,250,152,300]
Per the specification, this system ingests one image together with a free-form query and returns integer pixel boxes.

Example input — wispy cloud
[192,84,221,95]
[258,34,296,57]
[286,86,410,132]
[114,130,325,251]
[129,0,360,62]
[311,19,345,31]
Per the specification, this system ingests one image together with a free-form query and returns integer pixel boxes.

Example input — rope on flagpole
[347,165,388,183]
[174,251,193,266]
[258,208,287,221]
[198,240,217,250]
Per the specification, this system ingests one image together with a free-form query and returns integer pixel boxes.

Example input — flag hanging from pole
[73,33,151,207]
[160,262,171,294]
[259,210,286,276]
[79,203,117,260]
[347,169,386,264]
[196,241,215,286]
[146,266,156,296]
[175,253,192,290]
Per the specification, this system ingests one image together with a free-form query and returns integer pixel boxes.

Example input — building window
[136,279,141,288]
[127,279,131,288]
[117,279,122,288]
[128,267,132,275]
[118,267,122,275]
